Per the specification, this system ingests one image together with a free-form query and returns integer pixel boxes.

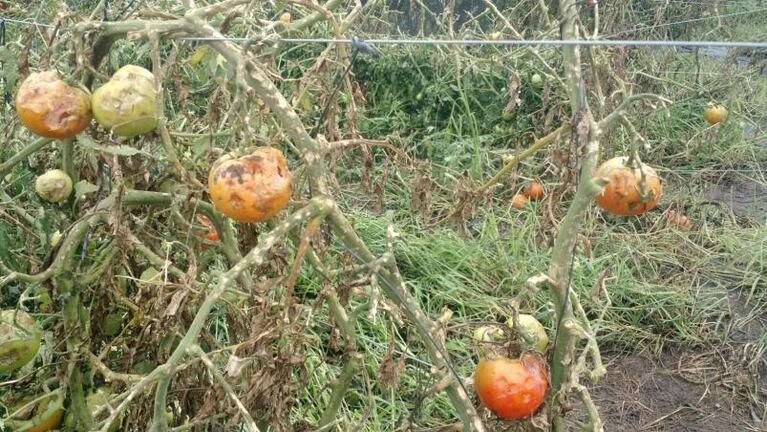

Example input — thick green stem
[548,1,604,430]
[61,138,76,184]
[326,209,485,432]
[0,138,53,179]
[318,354,360,427]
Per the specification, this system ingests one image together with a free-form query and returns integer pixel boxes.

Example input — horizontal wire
[177,37,767,49]
[0,17,56,28]
[605,7,767,37]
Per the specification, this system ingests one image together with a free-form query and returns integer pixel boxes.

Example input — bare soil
[588,289,766,432]
[589,351,763,431]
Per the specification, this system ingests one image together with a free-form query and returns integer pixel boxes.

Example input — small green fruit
[507,314,549,353]
[0,310,42,373]
[4,389,65,432]
[472,325,503,343]
[35,169,73,203]
[531,73,543,87]
[92,65,158,137]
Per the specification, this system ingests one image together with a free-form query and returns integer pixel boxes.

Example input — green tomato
[507,314,549,353]
[0,309,42,373]
[35,169,72,203]
[92,65,158,137]
[3,389,64,432]
[531,73,544,87]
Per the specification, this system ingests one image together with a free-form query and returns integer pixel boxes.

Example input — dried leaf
[165,289,188,317]
[503,72,523,113]
[224,354,251,378]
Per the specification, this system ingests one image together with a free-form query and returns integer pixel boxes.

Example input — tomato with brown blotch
[474,353,549,420]
[663,209,692,229]
[15,71,92,139]
[522,181,545,200]
[595,156,662,216]
[208,147,293,222]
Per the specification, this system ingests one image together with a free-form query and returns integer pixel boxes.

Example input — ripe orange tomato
[703,103,727,125]
[663,209,692,229]
[511,193,527,209]
[15,71,92,139]
[196,214,220,241]
[522,181,545,200]
[595,156,662,216]
[474,353,548,420]
[208,147,292,222]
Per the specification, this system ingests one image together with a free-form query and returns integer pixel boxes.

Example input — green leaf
[74,180,99,198]
[139,267,160,284]
[77,134,148,157]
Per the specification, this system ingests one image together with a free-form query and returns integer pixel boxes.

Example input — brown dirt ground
[585,289,766,432]
[587,351,764,431]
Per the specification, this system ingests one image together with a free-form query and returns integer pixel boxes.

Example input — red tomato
[196,214,220,242]
[474,353,548,420]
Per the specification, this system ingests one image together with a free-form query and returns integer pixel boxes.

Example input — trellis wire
[172,37,767,49]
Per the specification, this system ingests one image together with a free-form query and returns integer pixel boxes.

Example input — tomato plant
[34,169,73,203]
[474,353,549,420]
[92,65,158,136]
[703,103,727,125]
[594,156,662,216]
[15,71,92,139]
[208,146,293,222]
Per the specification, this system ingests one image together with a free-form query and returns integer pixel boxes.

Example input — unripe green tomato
[531,73,543,87]
[92,65,158,137]
[0,309,42,373]
[472,325,503,343]
[35,169,72,203]
[507,314,549,353]
[4,389,65,432]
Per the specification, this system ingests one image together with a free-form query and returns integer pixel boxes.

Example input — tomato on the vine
[15,71,92,139]
[595,156,662,216]
[208,147,293,222]
[507,314,549,353]
[474,353,549,420]
[4,389,64,432]
[92,65,158,136]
